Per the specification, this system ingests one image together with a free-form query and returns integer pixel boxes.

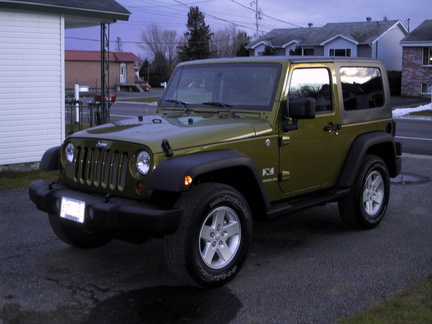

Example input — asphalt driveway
[0,154,431,323]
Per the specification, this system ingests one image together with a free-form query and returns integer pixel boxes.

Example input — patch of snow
[392,103,431,118]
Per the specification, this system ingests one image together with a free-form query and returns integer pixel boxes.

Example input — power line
[170,0,256,32]
[230,0,302,28]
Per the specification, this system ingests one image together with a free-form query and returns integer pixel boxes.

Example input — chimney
[366,17,372,22]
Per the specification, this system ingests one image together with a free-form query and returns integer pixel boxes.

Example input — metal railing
[65,94,116,133]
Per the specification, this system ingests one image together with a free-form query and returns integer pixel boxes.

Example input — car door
[279,65,344,195]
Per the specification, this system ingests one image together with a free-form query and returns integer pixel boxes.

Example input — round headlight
[136,151,151,175]
[65,142,75,164]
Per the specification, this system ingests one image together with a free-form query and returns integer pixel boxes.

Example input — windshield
[162,62,282,112]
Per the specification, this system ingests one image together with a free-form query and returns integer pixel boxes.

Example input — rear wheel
[338,155,390,229]
[165,183,253,288]
[48,213,112,249]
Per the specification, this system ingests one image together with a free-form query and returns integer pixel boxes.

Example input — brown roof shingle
[65,50,141,62]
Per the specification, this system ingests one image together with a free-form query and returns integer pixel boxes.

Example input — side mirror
[289,97,316,119]
[283,97,316,132]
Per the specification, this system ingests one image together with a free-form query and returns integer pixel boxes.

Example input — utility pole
[251,0,262,39]
[100,23,110,124]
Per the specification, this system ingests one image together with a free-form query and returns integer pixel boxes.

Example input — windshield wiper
[202,102,240,118]
[165,99,190,114]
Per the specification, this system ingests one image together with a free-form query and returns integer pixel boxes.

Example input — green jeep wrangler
[29,57,401,288]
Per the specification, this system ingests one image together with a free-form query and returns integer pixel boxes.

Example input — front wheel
[338,155,390,229]
[165,183,253,288]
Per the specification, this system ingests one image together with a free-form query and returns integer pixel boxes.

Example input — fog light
[184,175,193,186]
[137,182,145,195]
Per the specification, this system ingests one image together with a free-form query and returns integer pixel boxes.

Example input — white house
[0,0,129,170]
[246,19,408,72]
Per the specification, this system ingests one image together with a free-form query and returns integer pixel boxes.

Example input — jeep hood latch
[161,139,174,157]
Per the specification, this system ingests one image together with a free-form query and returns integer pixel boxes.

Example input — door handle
[324,123,341,132]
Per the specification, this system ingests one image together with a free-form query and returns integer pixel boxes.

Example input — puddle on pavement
[391,172,430,184]
[84,285,242,324]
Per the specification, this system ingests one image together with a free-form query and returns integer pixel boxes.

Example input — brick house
[246,19,408,72]
[65,50,142,90]
[400,20,432,97]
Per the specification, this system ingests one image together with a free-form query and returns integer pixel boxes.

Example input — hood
[70,114,273,153]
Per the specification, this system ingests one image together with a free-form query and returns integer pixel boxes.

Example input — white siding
[253,44,266,56]
[323,38,358,57]
[376,25,405,71]
[0,9,64,166]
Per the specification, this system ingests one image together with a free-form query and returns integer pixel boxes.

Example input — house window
[423,48,432,66]
[303,48,314,56]
[330,49,352,57]
[421,83,432,94]
[289,46,314,56]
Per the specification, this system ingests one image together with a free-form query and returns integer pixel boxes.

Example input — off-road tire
[338,155,390,229]
[165,183,253,288]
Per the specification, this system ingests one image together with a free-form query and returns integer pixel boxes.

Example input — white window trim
[329,48,352,57]
[422,47,432,67]
[421,83,432,94]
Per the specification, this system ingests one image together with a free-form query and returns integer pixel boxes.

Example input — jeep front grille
[72,146,128,192]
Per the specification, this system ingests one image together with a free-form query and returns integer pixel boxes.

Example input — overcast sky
[65,0,431,58]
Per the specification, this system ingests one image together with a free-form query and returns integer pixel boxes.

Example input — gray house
[0,0,130,169]
[246,19,408,72]
[400,20,432,97]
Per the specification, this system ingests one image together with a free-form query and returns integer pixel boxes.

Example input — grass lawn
[409,110,432,117]
[0,169,57,191]
[338,274,432,323]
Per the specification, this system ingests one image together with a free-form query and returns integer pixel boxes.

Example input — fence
[65,94,117,134]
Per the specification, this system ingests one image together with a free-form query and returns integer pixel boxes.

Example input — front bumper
[28,180,182,234]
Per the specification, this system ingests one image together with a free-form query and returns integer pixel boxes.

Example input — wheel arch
[337,132,400,188]
[39,146,61,171]
[147,150,270,218]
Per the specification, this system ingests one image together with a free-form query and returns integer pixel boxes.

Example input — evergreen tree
[235,31,251,57]
[178,6,213,61]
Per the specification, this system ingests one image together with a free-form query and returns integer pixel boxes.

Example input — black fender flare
[337,132,400,188]
[39,146,61,171]
[146,150,270,207]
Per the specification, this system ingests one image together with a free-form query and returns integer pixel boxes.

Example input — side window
[288,68,332,112]
[340,67,384,111]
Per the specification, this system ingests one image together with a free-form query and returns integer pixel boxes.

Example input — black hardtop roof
[178,56,385,66]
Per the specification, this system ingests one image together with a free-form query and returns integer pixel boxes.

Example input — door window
[289,68,332,112]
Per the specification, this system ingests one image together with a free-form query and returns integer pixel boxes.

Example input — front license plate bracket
[60,197,86,223]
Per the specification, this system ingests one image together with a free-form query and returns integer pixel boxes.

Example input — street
[1,154,431,323]
[395,118,432,155]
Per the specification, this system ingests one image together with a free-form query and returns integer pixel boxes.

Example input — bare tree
[139,24,179,73]
[210,25,251,58]
[114,36,123,52]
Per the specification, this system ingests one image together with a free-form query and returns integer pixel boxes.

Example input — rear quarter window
[340,67,384,111]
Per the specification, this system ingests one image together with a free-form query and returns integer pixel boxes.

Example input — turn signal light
[184,175,193,186]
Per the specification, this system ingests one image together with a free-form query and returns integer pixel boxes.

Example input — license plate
[60,197,86,223]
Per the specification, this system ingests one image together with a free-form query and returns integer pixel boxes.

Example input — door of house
[120,63,127,83]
